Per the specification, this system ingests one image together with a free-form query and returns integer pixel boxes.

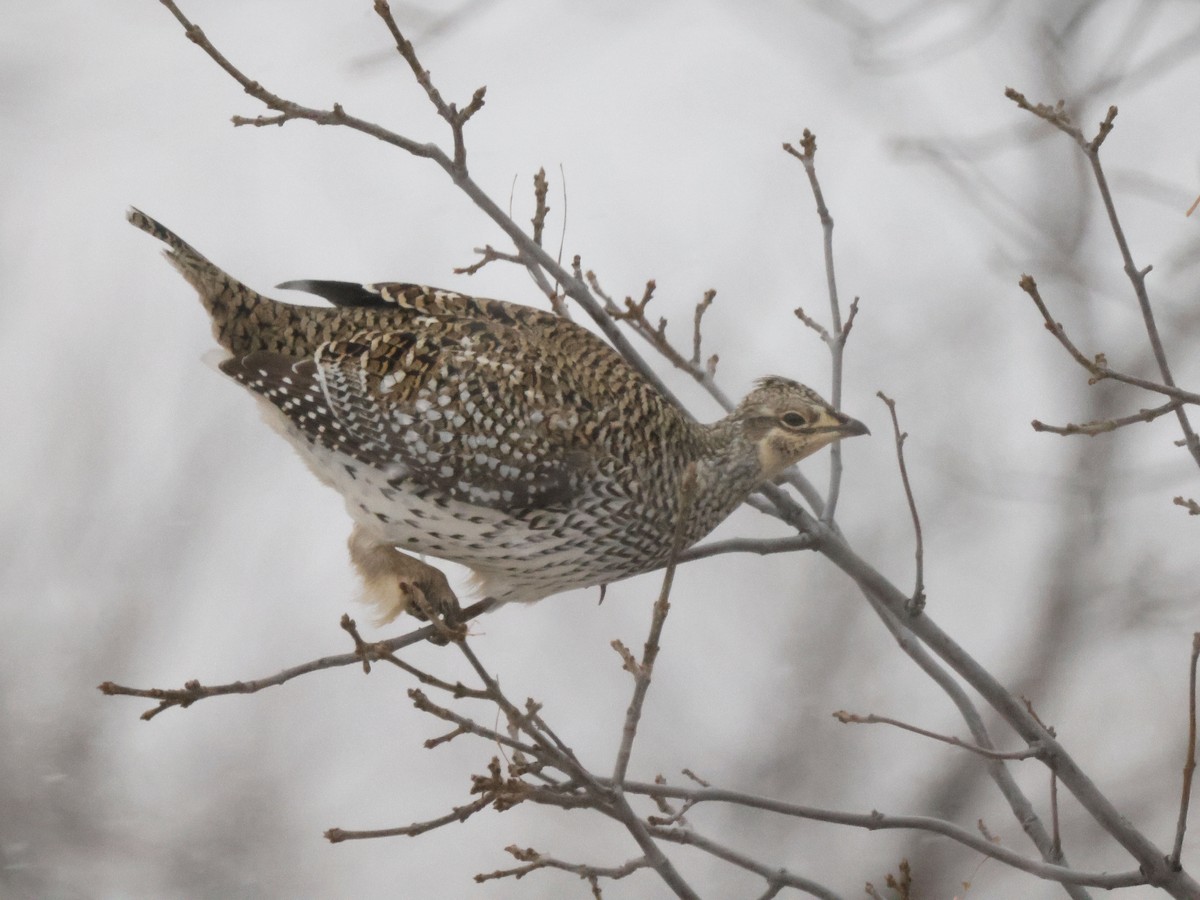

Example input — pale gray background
[3,1,1199,897]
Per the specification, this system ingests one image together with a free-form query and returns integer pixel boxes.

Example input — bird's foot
[348,525,463,640]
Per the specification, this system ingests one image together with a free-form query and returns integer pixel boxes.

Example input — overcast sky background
[3,1,1199,897]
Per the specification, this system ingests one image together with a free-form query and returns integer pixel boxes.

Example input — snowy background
[3,1,1199,897]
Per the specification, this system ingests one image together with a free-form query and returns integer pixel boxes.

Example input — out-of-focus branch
[1171,633,1200,868]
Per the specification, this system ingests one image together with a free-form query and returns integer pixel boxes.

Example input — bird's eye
[780,412,808,428]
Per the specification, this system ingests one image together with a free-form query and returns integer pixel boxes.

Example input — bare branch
[1008,87,1200,469]
[613,464,697,788]
[98,600,494,718]
[691,289,715,367]
[676,534,815,563]
[1032,399,1185,436]
[624,779,1146,888]
[1174,497,1200,516]
[1018,274,1200,406]
[1171,633,1200,867]
[372,0,485,172]
[453,244,523,276]
[326,795,491,843]
[531,167,549,246]
[650,826,841,899]
[876,392,925,612]
[475,844,650,892]
[784,129,853,522]
[833,711,1043,761]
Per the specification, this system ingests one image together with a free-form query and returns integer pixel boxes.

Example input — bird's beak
[836,415,870,437]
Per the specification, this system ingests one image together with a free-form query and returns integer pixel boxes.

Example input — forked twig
[1008,88,1200,469]
[784,129,856,522]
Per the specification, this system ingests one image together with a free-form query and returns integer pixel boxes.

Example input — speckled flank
[129,208,865,614]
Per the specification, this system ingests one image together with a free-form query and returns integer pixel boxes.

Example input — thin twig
[326,795,491,843]
[677,534,815,563]
[876,392,925,612]
[98,599,494,719]
[1007,87,1200,468]
[531,167,549,246]
[1017,274,1200,406]
[784,130,852,522]
[1032,399,1185,436]
[621,779,1146,888]
[475,845,650,890]
[1171,633,1200,868]
[612,464,697,788]
[691,289,715,367]
[832,711,1042,761]
[649,826,841,900]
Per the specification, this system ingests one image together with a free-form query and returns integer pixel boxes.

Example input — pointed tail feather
[127,207,276,354]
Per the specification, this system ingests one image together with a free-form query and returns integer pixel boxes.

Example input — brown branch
[585,268,735,410]
[876,392,925,612]
[612,464,697,788]
[1172,633,1200,867]
[832,711,1043,761]
[1032,399,1184,436]
[326,795,491,843]
[1008,87,1200,468]
[475,844,650,892]
[1017,274,1200,406]
[453,244,523,275]
[785,128,853,522]
[372,0,485,173]
[691,289,715,367]
[531,167,549,246]
[99,600,493,719]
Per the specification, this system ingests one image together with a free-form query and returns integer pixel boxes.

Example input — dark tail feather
[277,279,387,309]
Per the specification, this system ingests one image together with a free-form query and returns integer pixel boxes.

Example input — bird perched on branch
[129,209,867,625]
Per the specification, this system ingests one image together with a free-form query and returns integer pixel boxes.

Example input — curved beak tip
[841,417,870,438]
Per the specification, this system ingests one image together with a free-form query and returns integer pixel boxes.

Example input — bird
[128,208,868,625]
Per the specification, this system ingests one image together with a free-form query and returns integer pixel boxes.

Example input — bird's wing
[218,326,605,511]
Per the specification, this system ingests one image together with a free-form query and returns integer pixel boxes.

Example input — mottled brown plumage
[129,208,867,622]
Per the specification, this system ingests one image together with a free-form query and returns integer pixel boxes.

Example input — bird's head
[733,376,869,479]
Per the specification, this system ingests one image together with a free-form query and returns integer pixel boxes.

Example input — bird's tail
[127,207,275,354]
